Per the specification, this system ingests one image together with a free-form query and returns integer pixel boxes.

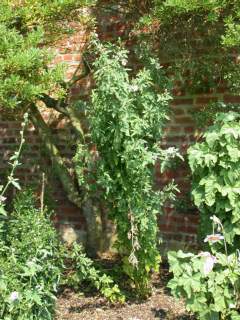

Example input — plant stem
[1,115,28,198]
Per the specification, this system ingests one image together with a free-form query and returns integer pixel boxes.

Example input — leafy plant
[133,0,240,93]
[192,102,240,129]
[2,0,96,35]
[0,191,64,320]
[188,111,240,248]
[0,115,64,319]
[75,40,180,295]
[168,215,240,319]
[0,112,29,253]
[168,112,240,319]
[0,113,28,214]
[64,243,125,303]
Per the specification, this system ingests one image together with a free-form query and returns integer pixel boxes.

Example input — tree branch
[68,55,92,88]
[40,56,91,117]
[40,94,69,116]
[29,104,82,208]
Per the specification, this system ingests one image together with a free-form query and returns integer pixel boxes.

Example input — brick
[164,126,183,134]
[184,234,197,242]
[195,96,218,104]
[177,225,197,234]
[63,54,74,61]
[174,116,194,124]
[160,223,176,232]
[71,54,82,61]
[52,56,64,63]
[0,123,9,128]
[224,95,240,103]
[172,234,184,241]
[171,98,193,106]
[166,135,186,143]
[184,126,194,133]
[70,87,81,95]
[171,107,185,115]
[172,87,185,96]
[217,86,227,94]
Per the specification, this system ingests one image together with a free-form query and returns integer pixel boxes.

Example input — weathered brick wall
[0,2,232,250]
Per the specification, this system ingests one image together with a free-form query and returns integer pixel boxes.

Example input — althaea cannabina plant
[75,41,180,294]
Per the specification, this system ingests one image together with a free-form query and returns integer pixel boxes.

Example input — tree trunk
[29,104,101,256]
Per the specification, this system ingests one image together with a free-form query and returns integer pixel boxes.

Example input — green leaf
[11,179,21,190]
[0,205,7,216]
[206,131,219,147]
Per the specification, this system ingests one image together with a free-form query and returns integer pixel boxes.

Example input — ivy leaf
[226,145,240,162]
[206,131,219,147]
[221,126,239,139]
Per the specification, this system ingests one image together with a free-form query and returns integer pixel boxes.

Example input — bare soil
[56,268,194,320]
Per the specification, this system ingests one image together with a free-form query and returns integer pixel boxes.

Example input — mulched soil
[56,266,194,320]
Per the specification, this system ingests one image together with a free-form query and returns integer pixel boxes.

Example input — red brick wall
[0,2,231,250]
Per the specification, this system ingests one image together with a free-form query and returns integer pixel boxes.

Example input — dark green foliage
[0,24,63,109]
[1,0,96,35]
[134,0,240,93]
[193,102,240,128]
[0,0,96,36]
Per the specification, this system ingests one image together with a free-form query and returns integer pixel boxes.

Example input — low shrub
[0,191,64,320]
[0,192,124,319]
[64,242,125,303]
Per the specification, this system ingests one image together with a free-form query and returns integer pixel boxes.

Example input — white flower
[166,147,178,156]
[9,291,19,302]
[198,251,217,275]
[130,84,139,92]
[0,196,6,203]
[204,234,224,243]
[128,252,138,268]
[121,58,127,66]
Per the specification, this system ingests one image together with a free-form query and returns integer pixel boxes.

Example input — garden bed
[56,268,194,320]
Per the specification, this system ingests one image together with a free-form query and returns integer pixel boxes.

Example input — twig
[40,172,46,215]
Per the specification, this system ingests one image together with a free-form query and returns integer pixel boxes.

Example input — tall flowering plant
[75,40,181,295]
